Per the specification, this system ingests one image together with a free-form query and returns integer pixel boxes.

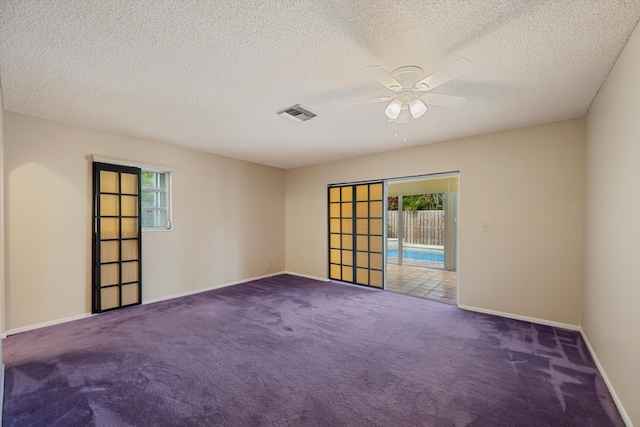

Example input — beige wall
[3,112,285,332]
[0,86,5,390]
[286,119,584,325]
[584,22,640,426]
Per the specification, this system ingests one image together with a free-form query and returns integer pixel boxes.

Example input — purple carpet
[3,274,623,426]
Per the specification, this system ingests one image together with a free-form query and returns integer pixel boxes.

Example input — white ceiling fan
[356,58,474,126]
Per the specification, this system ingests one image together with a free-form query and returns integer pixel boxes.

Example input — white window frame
[92,155,174,232]
[140,169,173,231]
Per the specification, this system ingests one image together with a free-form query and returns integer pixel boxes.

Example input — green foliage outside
[141,171,155,187]
[141,190,155,206]
[387,193,444,211]
[141,171,167,208]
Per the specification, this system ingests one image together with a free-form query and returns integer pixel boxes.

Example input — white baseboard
[143,271,284,305]
[580,329,633,427]
[283,271,329,282]
[457,304,581,331]
[5,313,92,336]
[4,272,287,336]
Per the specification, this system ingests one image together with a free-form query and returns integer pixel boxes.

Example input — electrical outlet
[482,222,489,232]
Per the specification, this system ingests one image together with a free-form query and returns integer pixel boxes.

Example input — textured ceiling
[1,1,639,169]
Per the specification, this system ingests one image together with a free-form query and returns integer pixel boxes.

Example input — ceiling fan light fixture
[396,107,410,124]
[358,58,474,139]
[409,98,428,118]
[384,99,402,119]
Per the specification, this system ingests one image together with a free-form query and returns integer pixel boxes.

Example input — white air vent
[277,104,317,122]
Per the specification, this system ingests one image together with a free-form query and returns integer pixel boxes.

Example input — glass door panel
[328,182,385,289]
[93,162,142,313]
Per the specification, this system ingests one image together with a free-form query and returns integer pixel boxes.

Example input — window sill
[142,228,173,233]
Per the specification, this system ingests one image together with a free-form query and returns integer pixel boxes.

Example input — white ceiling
[1,1,639,169]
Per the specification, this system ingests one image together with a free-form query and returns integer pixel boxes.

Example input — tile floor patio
[386,259,457,305]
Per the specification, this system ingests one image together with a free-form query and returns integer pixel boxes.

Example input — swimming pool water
[387,249,444,262]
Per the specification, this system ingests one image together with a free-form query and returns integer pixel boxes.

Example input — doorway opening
[385,173,459,305]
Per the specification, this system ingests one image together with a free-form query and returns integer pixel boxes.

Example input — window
[141,170,172,230]
[91,155,174,231]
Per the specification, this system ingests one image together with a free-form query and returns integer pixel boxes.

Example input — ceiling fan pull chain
[395,121,398,137]
[403,124,407,142]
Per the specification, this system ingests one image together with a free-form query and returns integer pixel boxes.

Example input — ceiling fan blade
[363,65,403,91]
[416,58,474,91]
[418,93,468,108]
[346,96,394,106]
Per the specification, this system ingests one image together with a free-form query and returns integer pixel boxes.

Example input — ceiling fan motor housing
[391,66,425,90]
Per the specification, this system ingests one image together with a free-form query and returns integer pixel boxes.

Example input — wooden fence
[387,210,444,246]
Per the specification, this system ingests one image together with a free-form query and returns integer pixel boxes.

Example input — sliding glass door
[328,181,385,288]
[92,162,142,313]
